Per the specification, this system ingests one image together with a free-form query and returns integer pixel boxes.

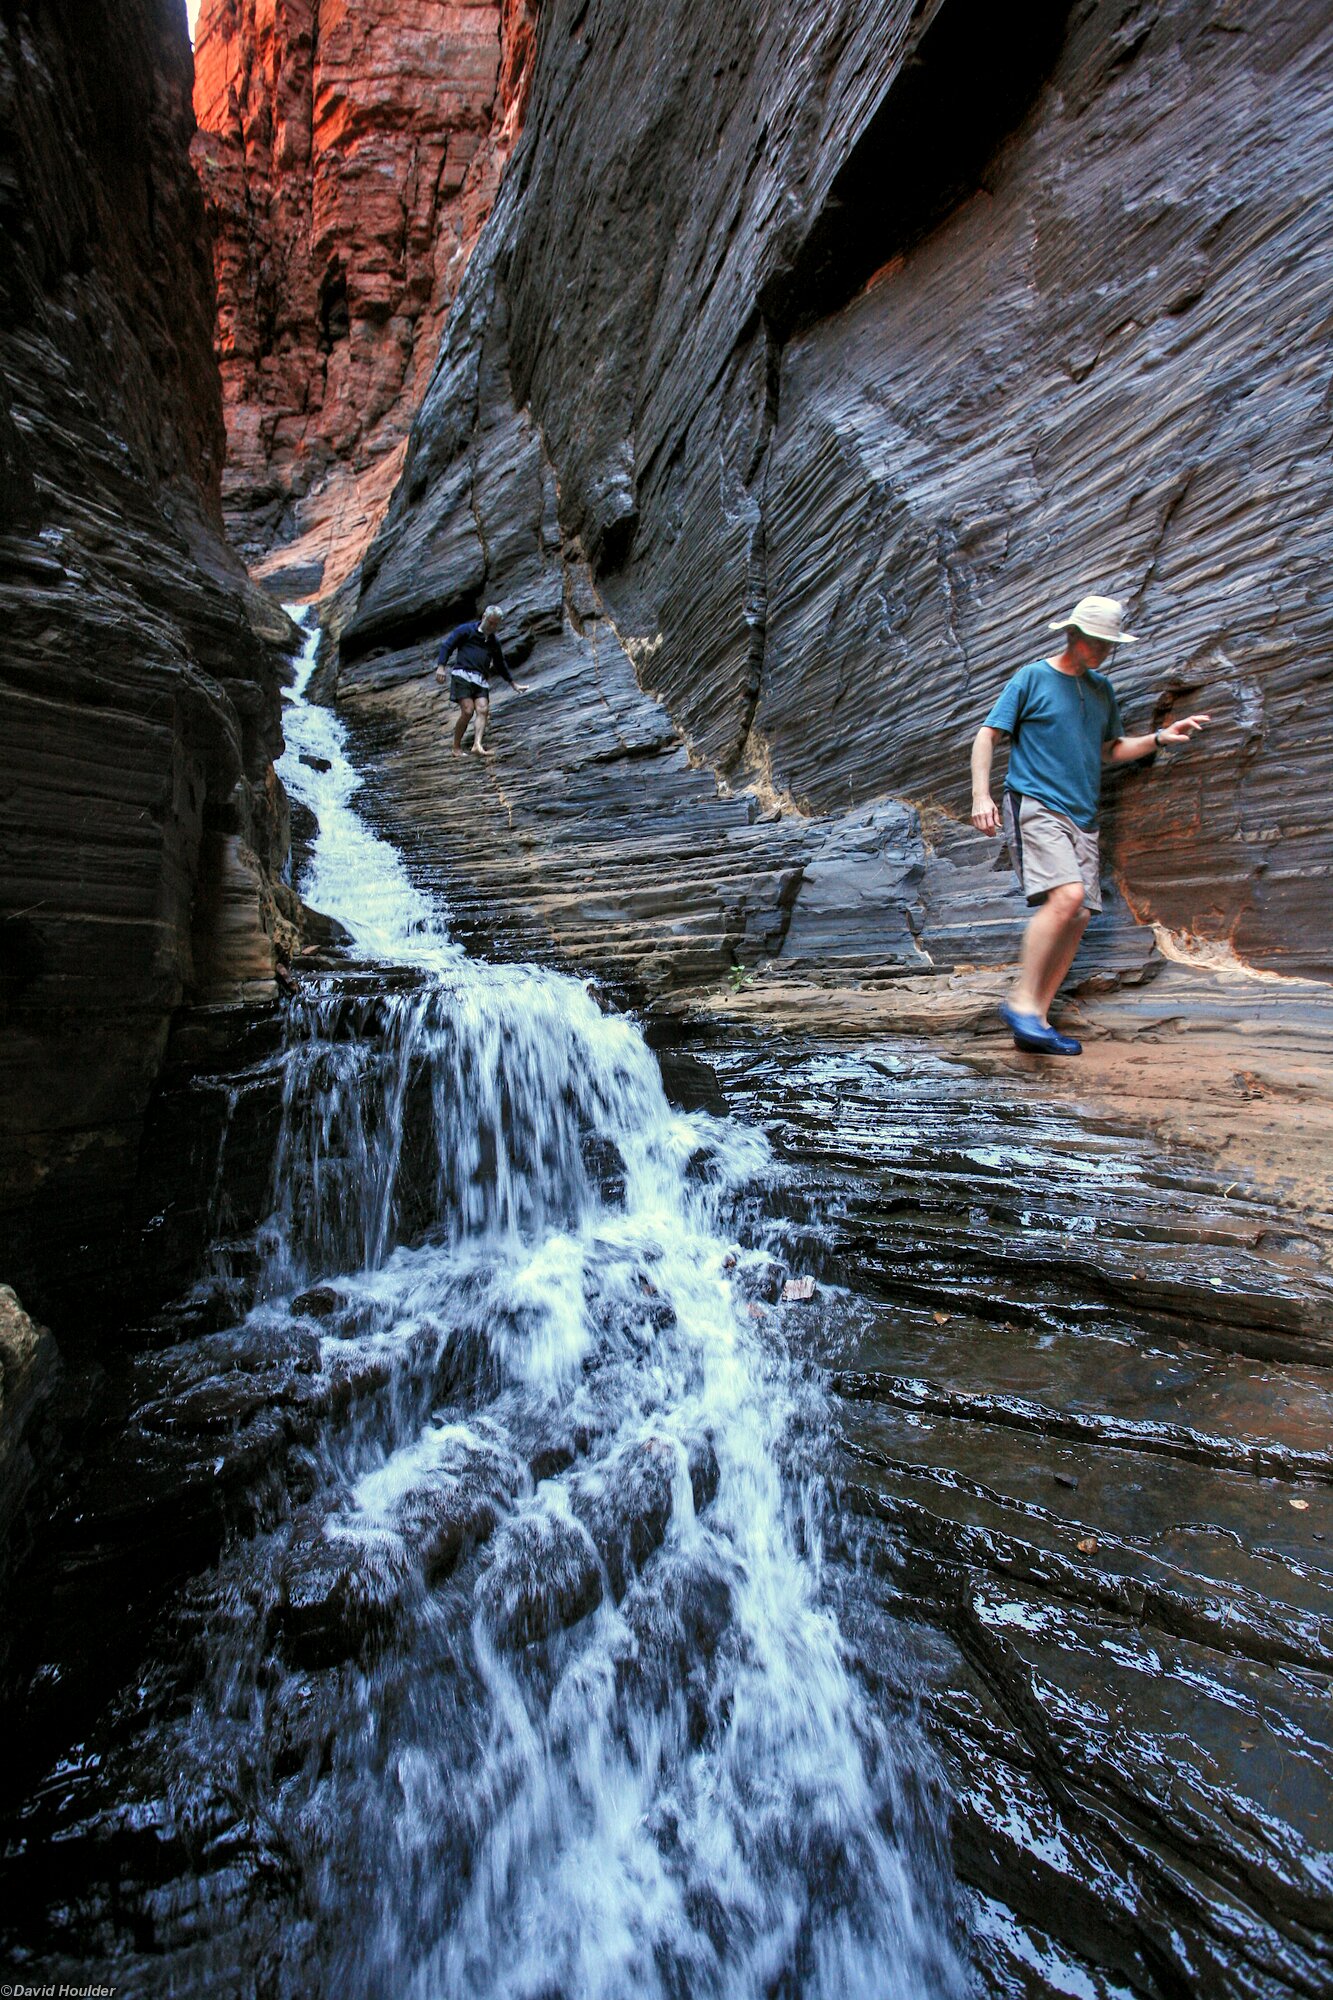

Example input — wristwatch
[1154,727,1166,748]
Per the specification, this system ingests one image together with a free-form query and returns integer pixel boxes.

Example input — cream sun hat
[1047,594,1139,644]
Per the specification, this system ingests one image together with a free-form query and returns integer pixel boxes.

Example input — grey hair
[481,603,504,626]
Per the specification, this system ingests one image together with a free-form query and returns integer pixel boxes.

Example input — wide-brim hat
[1047,594,1138,644]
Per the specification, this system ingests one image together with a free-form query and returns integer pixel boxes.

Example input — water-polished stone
[4,1008,1330,1997]
[275,1512,414,1668]
[710,1030,1333,1997]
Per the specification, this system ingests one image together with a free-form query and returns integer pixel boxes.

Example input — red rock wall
[191,0,536,591]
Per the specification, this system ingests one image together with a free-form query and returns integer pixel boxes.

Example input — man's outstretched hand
[1158,711,1211,746]
[971,795,1001,836]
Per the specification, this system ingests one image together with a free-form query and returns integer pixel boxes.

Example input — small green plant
[728,963,754,994]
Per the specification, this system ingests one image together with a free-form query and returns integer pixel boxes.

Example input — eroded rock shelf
[2,1008,1330,1994]
[708,1036,1333,1996]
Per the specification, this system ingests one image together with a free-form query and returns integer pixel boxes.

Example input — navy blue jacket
[436,622,513,686]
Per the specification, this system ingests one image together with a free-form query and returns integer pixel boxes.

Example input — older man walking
[434,604,530,757]
[970,593,1209,1056]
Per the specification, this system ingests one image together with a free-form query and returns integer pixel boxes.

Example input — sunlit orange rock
[191,0,536,592]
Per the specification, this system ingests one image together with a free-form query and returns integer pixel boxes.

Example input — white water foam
[199,609,968,1998]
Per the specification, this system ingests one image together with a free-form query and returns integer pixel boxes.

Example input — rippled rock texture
[332,0,1333,988]
[714,1035,1333,1997]
[191,0,537,590]
[4,1012,1330,1995]
[0,0,297,1319]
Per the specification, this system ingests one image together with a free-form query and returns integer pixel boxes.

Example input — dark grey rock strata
[328,310,1144,999]
[333,0,1333,994]
[0,0,303,1320]
[708,1030,1333,1997]
[4,1027,1330,1995]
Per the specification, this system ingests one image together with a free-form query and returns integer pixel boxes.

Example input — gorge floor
[3,628,1330,1999]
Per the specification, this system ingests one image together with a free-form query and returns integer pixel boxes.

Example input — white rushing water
[186,611,965,1998]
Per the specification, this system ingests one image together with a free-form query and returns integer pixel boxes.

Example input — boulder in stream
[274,1513,412,1668]
[477,1511,604,1648]
[396,1437,525,1584]
[571,1436,679,1599]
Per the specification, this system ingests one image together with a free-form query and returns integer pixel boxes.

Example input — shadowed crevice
[762,0,1076,339]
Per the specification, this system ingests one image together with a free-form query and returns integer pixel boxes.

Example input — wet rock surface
[3,1015,1330,1993]
[394,1431,521,1581]
[675,954,1333,1250]
[0,1225,744,1987]
[0,1287,61,1646]
[9,3,1330,1984]
[274,1509,414,1667]
[711,1034,1333,1996]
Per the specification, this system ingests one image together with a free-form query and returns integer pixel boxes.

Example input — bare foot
[472,743,493,757]
[452,745,466,758]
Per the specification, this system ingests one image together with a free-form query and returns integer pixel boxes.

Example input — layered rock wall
[0,0,296,1322]
[191,0,537,590]
[335,0,1333,987]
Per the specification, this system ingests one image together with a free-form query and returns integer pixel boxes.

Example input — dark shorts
[450,676,489,705]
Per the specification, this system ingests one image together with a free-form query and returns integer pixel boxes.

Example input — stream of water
[39,615,968,1996]
[9,607,1329,1998]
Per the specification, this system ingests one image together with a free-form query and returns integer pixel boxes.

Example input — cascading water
[29,614,968,1996]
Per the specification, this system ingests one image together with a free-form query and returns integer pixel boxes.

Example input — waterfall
[154,612,965,1998]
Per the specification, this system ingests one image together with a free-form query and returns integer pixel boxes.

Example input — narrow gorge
[2,2,1332,1996]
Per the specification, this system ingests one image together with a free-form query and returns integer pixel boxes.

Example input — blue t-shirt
[984,659,1124,829]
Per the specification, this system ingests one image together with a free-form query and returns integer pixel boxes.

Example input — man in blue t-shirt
[970,593,1210,1056]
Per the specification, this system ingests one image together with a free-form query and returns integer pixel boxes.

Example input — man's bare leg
[453,698,474,756]
[1011,883,1087,1022]
[1037,905,1090,1019]
[471,697,492,755]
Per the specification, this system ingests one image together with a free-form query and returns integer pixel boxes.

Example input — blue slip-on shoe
[999,1003,1082,1057]
[998,1002,1048,1047]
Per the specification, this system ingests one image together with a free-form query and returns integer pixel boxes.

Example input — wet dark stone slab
[570,1435,679,1600]
[394,1433,524,1583]
[477,1510,604,1649]
[2,1017,1329,1996]
[274,1511,414,1669]
[710,1036,1333,1364]
[129,1000,291,1324]
[700,1030,1333,1996]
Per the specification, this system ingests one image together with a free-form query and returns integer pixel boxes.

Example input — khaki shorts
[1003,792,1102,913]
